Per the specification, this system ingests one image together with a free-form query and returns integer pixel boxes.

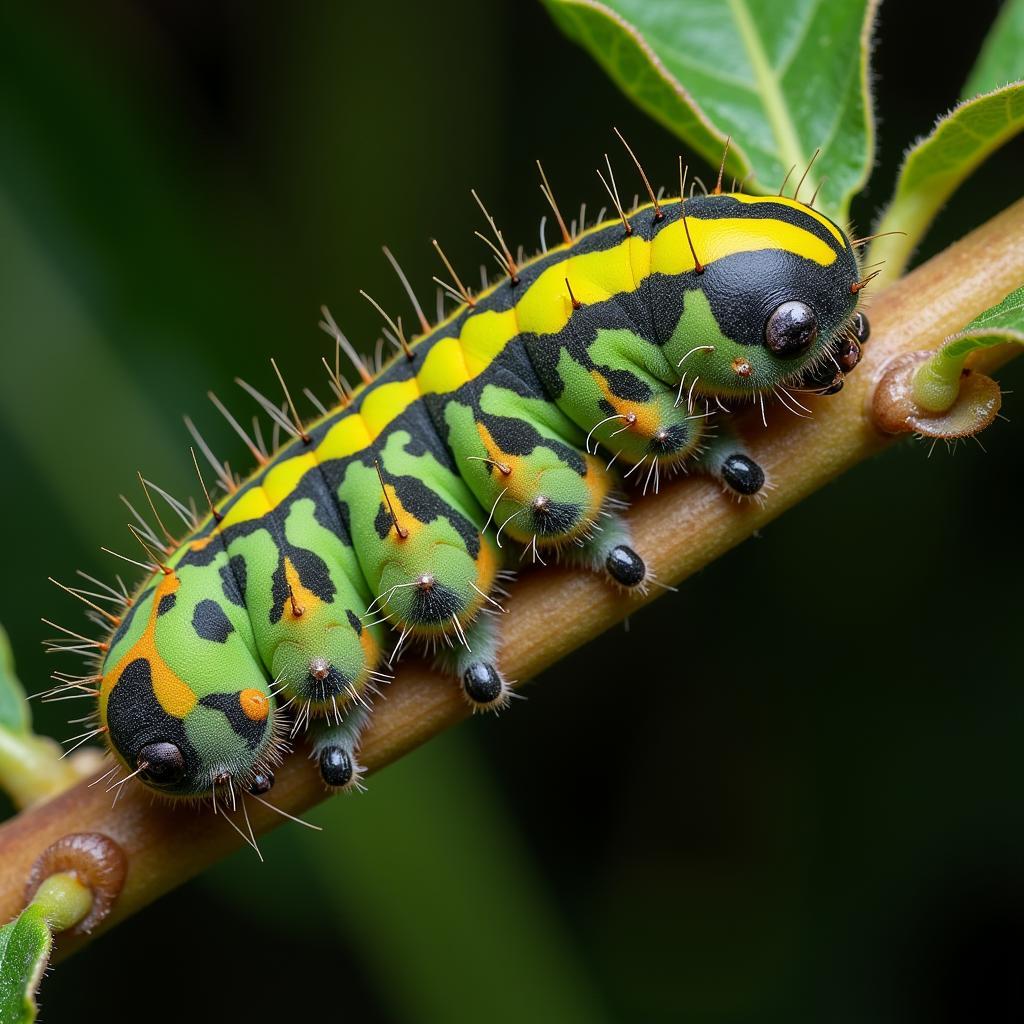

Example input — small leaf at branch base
[873,285,1024,437]
[915,283,1024,410]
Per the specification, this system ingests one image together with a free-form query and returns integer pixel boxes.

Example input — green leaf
[869,83,1024,285]
[0,624,29,735]
[963,0,1024,99]
[0,904,51,1024]
[913,284,1024,413]
[542,0,877,221]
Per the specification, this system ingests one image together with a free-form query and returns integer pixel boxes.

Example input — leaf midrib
[726,0,809,187]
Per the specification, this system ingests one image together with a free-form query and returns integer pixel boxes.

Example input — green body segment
[91,192,861,797]
[101,549,277,793]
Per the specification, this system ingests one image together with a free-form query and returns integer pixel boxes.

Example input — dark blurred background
[1,3,1022,1021]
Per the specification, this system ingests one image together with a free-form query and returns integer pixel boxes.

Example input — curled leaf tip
[24,833,127,935]
[874,284,1024,438]
[873,353,1002,439]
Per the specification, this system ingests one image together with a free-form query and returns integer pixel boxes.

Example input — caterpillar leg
[556,499,647,589]
[310,705,370,790]
[696,424,766,500]
[433,607,510,711]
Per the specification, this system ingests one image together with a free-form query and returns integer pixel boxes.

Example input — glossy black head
[659,194,862,397]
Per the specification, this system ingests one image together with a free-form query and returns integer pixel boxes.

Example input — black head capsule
[606,545,646,587]
[137,741,185,787]
[765,301,818,358]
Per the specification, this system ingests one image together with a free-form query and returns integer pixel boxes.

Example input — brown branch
[2,197,1024,956]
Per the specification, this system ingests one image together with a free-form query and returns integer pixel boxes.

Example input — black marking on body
[107,585,155,652]
[157,593,177,616]
[220,557,247,607]
[475,405,586,475]
[307,664,348,702]
[106,657,200,783]
[369,471,481,558]
[597,366,653,403]
[192,599,235,643]
[410,580,464,625]
[526,289,660,402]
[648,423,691,456]
[373,500,395,540]
[531,500,582,537]
[198,692,268,748]
[268,546,337,625]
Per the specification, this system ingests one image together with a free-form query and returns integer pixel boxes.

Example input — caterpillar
[45,137,870,806]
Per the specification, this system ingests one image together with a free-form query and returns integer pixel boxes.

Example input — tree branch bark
[2,197,1023,956]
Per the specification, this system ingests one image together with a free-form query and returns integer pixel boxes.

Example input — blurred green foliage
[1,2,1022,1022]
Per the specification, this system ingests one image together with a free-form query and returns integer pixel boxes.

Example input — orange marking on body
[592,371,660,437]
[381,486,426,545]
[100,573,197,721]
[358,621,380,664]
[239,688,270,721]
[580,452,614,515]
[283,558,322,620]
[477,533,499,583]
[474,422,537,504]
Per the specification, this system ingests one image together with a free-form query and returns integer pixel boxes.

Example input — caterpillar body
[50,163,869,802]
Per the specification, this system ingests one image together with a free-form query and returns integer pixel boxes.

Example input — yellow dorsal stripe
[728,193,847,248]
[214,209,835,531]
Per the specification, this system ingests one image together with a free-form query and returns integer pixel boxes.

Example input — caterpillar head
[659,194,863,401]
[99,568,281,799]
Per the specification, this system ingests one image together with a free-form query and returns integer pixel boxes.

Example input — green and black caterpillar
[46,144,871,803]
